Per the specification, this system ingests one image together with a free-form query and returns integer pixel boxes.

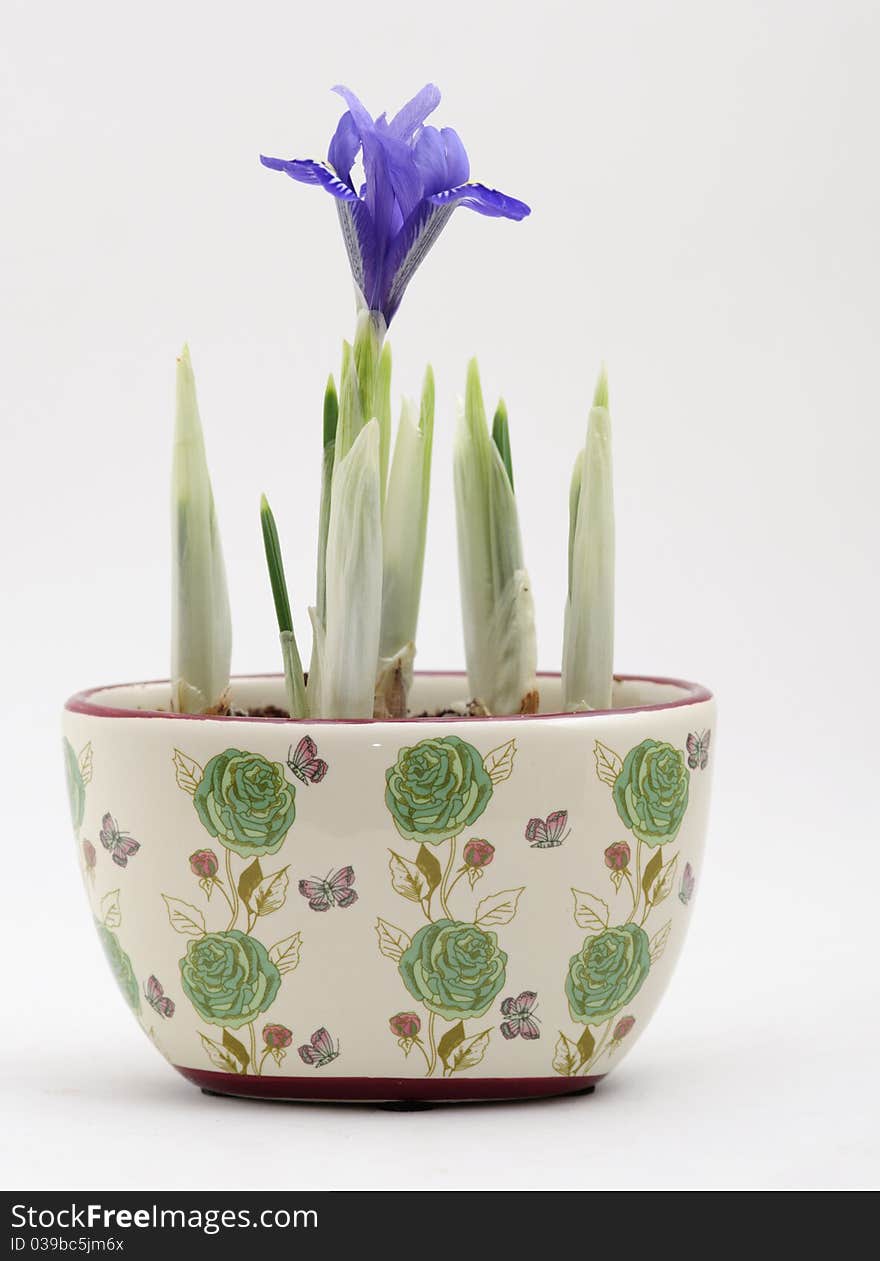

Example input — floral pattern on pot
[63,705,710,1089]
[180,929,281,1029]
[550,737,697,1080]
[565,924,650,1026]
[191,748,297,858]
[385,735,494,844]
[377,736,524,1077]
[611,738,690,847]
[63,737,92,832]
[161,768,305,1076]
[399,919,508,1021]
[96,922,141,1012]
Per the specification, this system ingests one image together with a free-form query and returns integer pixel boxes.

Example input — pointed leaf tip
[593,364,609,409]
[323,375,339,449]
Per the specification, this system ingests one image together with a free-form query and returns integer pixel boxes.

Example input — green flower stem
[426,1011,437,1078]
[623,869,638,917]
[413,1037,433,1075]
[225,850,239,931]
[444,866,468,907]
[213,877,237,919]
[258,1048,272,1076]
[439,837,458,919]
[247,1021,258,1074]
[626,843,643,926]
[261,494,308,718]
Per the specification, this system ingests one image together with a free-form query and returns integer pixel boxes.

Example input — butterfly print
[525,809,570,848]
[500,991,541,1040]
[679,861,696,906]
[298,867,358,912]
[287,735,328,786]
[298,1027,340,1067]
[686,730,710,771]
[143,975,175,1018]
[99,813,141,867]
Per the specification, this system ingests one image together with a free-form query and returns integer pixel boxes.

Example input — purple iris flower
[260,84,530,325]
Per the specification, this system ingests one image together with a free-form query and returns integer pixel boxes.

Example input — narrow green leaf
[593,363,609,409]
[562,364,615,712]
[260,494,292,634]
[261,496,308,717]
[377,341,392,509]
[323,374,338,450]
[323,419,383,717]
[171,345,231,714]
[379,392,434,659]
[492,398,514,490]
[454,359,537,714]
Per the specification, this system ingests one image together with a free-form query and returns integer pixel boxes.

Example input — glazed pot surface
[63,673,714,1102]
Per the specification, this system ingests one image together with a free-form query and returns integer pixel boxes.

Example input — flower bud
[262,1024,293,1049]
[189,848,219,878]
[82,840,96,869]
[463,838,495,868]
[388,1012,421,1039]
[612,1015,635,1042]
[604,841,631,871]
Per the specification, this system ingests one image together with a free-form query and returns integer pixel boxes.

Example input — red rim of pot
[65,672,713,724]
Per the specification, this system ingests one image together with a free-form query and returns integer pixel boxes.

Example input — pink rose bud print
[262,1024,293,1049]
[612,1015,636,1042]
[463,838,495,868]
[389,1012,421,1039]
[82,839,97,869]
[604,841,631,871]
[189,848,219,878]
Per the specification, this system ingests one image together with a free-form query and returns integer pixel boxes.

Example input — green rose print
[180,929,281,1029]
[565,923,651,1026]
[385,735,493,845]
[96,923,140,1012]
[194,749,296,859]
[399,919,508,1020]
[63,737,85,831]
[612,739,690,847]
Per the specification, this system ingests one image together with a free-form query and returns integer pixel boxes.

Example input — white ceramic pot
[62,672,714,1104]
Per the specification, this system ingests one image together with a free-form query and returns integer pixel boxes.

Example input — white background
[2,0,878,1190]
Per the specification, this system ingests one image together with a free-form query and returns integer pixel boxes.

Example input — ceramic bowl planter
[63,672,714,1104]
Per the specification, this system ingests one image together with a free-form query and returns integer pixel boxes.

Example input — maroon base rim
[176,1065,604,1103]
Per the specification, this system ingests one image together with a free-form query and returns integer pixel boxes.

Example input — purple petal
[259,155,359,202]
[328,110,361,186]
[377,129,424,221]
[429,181,530,219]
[388,83,441,140]
[332,85,375,135]
[440,127,469,187]
[379,182,530,323]
[412,126,449,196]
[336,198,378,306]
[380,199,457,323]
